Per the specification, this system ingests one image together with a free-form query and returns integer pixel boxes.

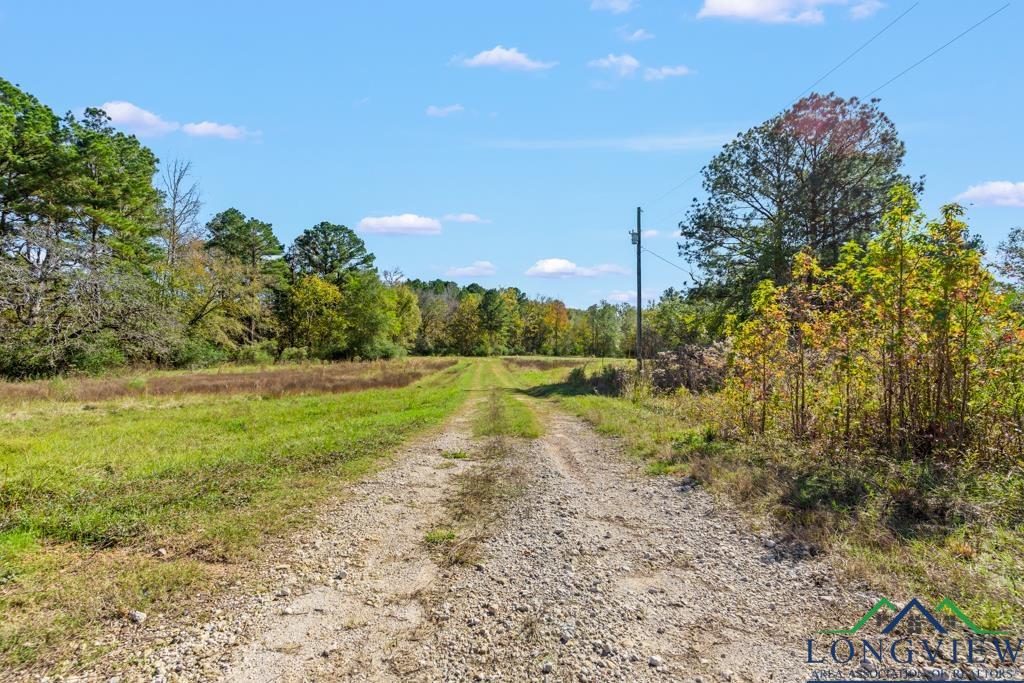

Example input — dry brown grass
[0,358,456,403]
[501,357,587,371]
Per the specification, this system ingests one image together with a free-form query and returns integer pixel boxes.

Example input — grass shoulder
[0,359,472,671]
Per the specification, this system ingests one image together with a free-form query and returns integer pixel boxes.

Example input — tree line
[0,78,641,379]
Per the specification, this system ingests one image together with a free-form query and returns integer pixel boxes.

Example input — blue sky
[2,1,1021,307]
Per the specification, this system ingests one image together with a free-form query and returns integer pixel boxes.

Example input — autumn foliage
[725,184,1024,461]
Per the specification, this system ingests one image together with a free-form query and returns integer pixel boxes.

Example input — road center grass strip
[471,360,541,439]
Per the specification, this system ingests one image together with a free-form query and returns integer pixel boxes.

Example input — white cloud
[696,0,843,24]
[591,0,635,13]
[443,213,490,223]
[447,260,497,277]
[426,104,464,117]
[955,181,1024,208]
[457,45,556,71]
[642,229,660,238]
[489,132,729,152]
[100,101,179,137]
[525,258,628,278]
[181,121,254,140]
[99,101,254,140]
[357,214,443,235]
[588,53,641,78]
[850,0,884,19]
[622,27,655,42]
[644,65,694,81]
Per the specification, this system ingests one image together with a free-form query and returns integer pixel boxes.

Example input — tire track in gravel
[221,401,484,683]
[402,403,866,683]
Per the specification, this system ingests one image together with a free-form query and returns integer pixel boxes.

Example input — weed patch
[424,529,457,545]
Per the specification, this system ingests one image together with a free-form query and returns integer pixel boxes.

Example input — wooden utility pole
[631,206,643,371]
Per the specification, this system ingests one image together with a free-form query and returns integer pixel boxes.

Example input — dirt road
[87,390,863,682]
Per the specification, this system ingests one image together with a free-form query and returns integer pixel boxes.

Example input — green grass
[0,360,471,670]
[471,360,542,439]
[441,451,468,460]
[424,528,457,545]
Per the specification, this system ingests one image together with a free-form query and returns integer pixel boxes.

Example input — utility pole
[630,206,643,372]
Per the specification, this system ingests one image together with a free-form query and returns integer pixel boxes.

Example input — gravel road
[68,396,867,683]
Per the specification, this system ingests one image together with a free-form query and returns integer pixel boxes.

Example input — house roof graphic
[820,597,1008,636]
[881,598,946,635]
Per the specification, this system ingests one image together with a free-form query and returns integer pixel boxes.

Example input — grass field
[0,358,470,669]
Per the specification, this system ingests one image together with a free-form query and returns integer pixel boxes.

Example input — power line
[647,169,703,206]
[646,203,689,231]
[637,2,1010,296]
[641,247,691,277]
[866,3,1010,96]
[794,2,919,102]
[647,2,1009,228]
[644,1,920,210]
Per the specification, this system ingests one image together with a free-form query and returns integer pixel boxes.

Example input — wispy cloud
[588,55,693,83]
[100,101,179,137]
[591,0,635,14]
[456,45,556,71]
[850,0,884,19]
[489,132,730,152]
[182,121,255,140]
[955,181,1024,208]
[426,104,465,117]
[642,229,660,238]
[588,53,640,78]
[644,65,694,81]
[525,258,628,278]
[621,27,655,42]
[358,214,442,235]
[447,260,496,277]
[443,213,490,223]
[697,0,843,24]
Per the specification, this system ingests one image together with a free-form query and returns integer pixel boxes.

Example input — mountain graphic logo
[820,597,1008,636]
